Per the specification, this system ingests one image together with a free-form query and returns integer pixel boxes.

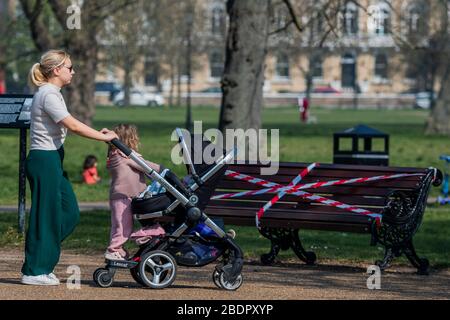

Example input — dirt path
[0,249,448,300]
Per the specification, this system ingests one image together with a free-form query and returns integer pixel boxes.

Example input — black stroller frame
[93,129,244,290]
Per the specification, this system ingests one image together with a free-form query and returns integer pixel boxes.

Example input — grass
[0,207,448,268]
[1,106,448,204]
[0,105,449,266]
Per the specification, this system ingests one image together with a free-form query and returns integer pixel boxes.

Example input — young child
[105,124,164,261]
[82,155,101,185]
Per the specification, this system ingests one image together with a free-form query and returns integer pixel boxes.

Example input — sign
[0,94,33,233]
[0,94,33,129]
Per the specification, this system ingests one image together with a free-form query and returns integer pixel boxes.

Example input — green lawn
[0,105,449,266]
[1,207,448,267]
[1,106,448,204]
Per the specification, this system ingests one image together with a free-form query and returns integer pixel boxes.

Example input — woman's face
[54,58,75,86]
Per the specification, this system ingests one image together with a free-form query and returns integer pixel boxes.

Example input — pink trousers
[107,198,133,257]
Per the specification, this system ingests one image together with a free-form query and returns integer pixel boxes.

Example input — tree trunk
[177,58,182,107]
[123,53,133,107]
[426,64,450,135]
[219,0,270,132]
[64,35,98,126]
[169,65,174,107]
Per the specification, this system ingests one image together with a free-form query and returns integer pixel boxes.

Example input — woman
[21,50,118,286]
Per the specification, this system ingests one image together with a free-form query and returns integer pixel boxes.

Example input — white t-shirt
[30,83,71,151]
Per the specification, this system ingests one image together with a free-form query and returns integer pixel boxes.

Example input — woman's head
[29,50,75,88]
[112,124,140,151]
[83,155,98,170]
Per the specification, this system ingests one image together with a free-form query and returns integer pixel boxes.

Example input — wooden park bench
[204,162,442,275]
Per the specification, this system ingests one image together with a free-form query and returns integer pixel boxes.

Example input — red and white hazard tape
[215,165,426,227]
[214,172,424,200]
[256,163,317,225]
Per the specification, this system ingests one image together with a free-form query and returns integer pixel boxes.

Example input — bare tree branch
[19,0,56,50]
[282,0,304,32]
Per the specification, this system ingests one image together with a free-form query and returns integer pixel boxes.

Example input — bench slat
[209,193,388,206]
[228,163,428,174]
[219,176,422,189]
[215,183,415,196]
[205,206,374,225]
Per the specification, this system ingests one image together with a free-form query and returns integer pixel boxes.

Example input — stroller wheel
[139,250,177,289]
[130,266,146,286]
[218,272,243,291]
[93,268,114,288]
[212,270,222,289]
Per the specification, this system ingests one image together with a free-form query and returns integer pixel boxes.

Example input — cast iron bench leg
[403,240,430,275]
[259,227,317,265]
[290,229,317,265]
[375,242,429,275]
[375,246,397,270]
[259,227,293,265]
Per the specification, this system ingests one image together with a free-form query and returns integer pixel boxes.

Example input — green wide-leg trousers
[21,147,80,276]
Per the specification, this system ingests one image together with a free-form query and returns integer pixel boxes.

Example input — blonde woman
[21,50,118,286]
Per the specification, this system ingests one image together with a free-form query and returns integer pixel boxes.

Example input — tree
[100,0,146,106]
[423,1,450,135]
[392,0,450,134]
[0,0,14,93]
[19,0,136,125]
[219,0,271,133]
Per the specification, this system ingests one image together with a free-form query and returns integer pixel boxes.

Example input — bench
[204,162,442,274]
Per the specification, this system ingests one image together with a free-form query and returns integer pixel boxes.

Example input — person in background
[82,155,101,185]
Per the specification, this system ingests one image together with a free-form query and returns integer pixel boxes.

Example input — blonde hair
[29,50,70,87]
[111,124,140,153]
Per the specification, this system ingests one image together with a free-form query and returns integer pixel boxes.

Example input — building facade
[112,0,441,97]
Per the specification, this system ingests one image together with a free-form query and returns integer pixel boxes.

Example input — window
[310,55,323,78]
[342,1,358,35]
[211,7,225,35]
[210,51,224,78]
[144,59,158,86]
[276,53,290,78]
[374,54,388,79]
[405,2,428,36]
[367,2,391,35]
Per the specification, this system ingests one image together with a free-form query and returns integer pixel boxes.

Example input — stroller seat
[131,193,172,215]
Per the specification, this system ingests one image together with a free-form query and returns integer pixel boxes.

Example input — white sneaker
[47,273,60,283]
[21,274,60,286]
[104,251,125,261]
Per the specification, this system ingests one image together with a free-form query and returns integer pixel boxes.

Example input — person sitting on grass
[82,155,101,185]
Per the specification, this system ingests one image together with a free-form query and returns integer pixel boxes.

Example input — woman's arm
[60,116,117,142]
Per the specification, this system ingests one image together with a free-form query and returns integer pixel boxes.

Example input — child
[105,124,164,261]
[82,155,101,185]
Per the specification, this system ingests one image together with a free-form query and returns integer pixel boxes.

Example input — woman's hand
[100,129,118,142]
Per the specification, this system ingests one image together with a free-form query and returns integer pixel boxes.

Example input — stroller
[93,129,244,290]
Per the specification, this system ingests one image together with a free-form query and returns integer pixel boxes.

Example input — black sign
[0,94,33,129]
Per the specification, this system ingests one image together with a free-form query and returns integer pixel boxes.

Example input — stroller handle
[110,138,132,156]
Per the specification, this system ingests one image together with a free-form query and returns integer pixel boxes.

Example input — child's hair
[110,124,140,153]
[83,155,98,170]
[29,49,70,87]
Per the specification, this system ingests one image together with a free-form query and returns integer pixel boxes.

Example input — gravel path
[0,249,448,300]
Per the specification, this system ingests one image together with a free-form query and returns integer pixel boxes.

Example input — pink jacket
[107,150,160,200]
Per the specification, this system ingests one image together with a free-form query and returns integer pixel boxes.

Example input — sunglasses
[63,65,74,72]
